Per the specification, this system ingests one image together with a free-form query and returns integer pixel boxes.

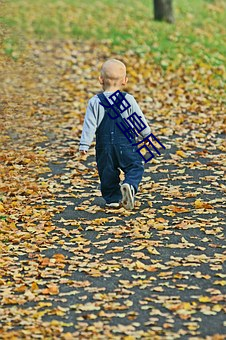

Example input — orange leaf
[194,199,213,209]
[48,284,59,295]
[31,282,39,292]
[14,285,27,293]
[53,253,66,262]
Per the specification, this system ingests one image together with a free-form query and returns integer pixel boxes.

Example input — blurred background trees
[153,0,174,23]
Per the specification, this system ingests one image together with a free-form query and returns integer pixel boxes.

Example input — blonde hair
[100,59,126,86]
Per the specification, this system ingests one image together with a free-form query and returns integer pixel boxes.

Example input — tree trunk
[153,0,174,23]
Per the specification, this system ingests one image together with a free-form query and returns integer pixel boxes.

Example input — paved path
[0,41,225,339]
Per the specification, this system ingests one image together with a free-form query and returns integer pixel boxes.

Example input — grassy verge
[1,0,225,66]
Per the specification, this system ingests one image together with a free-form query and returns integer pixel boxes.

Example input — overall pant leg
[116,143,144,194]
[96,144,122,204]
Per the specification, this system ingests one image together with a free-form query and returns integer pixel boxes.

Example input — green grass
[1,0,225,65]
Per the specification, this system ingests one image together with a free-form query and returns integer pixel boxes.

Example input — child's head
[99,59,128,91]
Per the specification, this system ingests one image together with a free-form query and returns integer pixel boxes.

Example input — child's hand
[144,137,152,145]
[80,150,87,155]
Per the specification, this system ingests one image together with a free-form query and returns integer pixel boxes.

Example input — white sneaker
[105,202,121,208]
[120,183,135,210]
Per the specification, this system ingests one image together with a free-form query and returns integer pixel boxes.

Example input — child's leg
[96,146,122,203]
[117,144,144,193]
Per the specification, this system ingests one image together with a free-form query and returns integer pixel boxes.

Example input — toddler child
[79,59,151,210]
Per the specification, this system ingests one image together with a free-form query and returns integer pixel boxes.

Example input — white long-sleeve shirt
[79,91,151,151]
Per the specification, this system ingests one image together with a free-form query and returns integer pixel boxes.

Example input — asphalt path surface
[34,127,225,339]
[1,41,225,339]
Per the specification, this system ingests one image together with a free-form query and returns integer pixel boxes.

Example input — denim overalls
[96,92,144,204]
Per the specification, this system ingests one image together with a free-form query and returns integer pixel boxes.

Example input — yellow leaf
[155,224,167,230]
[153,286,164,292]
[62,333,74,340]
[198,296,211,303]
[37,302,52,308]
[70,236,84,243]
[187,323,199,331]
[9,222,16,228]
[135,260,157,272]
[182,302,193,310]
[135,260,147,269]
[212,304,223,312]
[33,309,51,319]
[0,203,5,212]
[92,218,108,225]
[147,246,160,255]
[106,247,124,254]
[214,280,226,286]
[194,199,213,209]
[176,150,186,158]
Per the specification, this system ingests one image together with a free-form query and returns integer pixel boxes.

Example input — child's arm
[129,95,151,139]
[79,98,98,153]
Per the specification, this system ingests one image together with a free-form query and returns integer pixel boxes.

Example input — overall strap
[97,92,109,107]
[97,92,127,119]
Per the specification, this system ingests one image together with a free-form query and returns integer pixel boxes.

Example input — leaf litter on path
[0,40,225,339]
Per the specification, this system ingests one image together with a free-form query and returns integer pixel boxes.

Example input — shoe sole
[105,203,120,208]
[120,183,134,210]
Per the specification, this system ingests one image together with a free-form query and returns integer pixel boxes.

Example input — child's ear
[122,76,128,85]
[99,76,104,84]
